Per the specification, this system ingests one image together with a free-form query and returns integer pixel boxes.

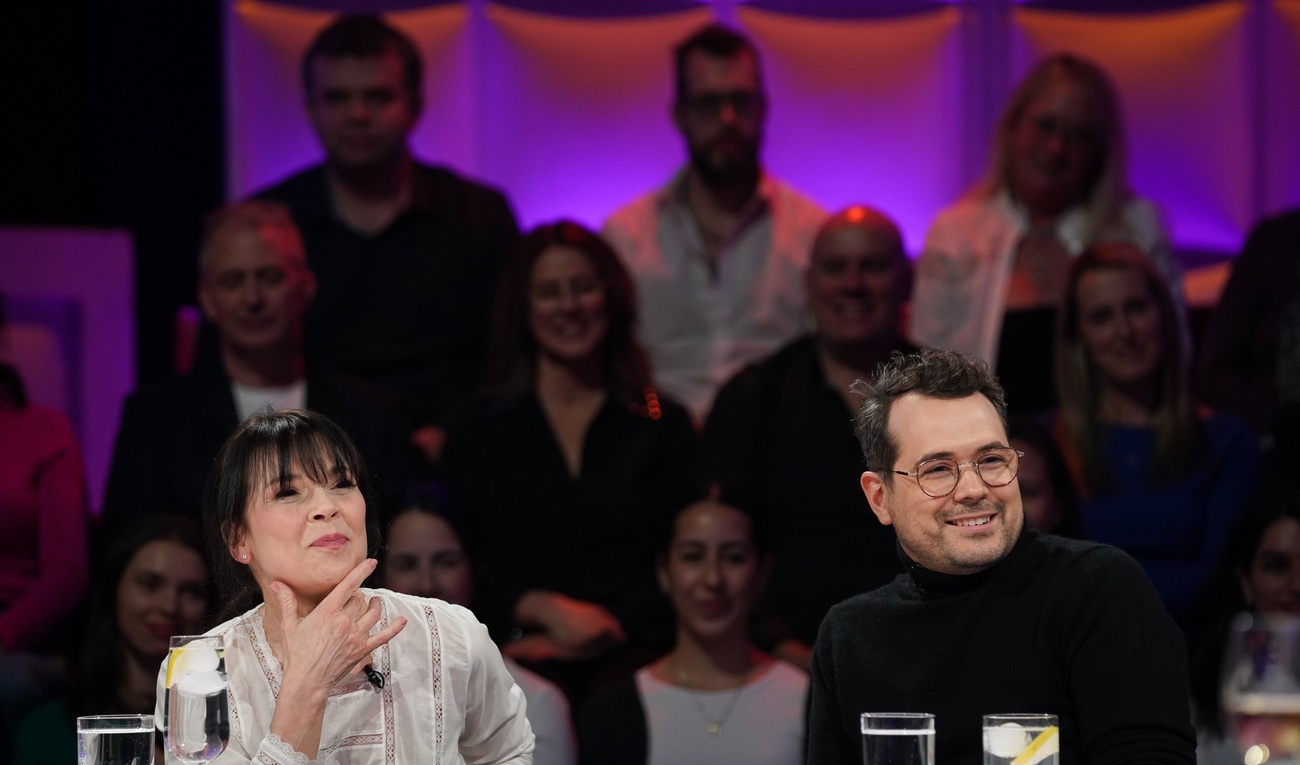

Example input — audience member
[806,348,1195,764]
[11,516,212,765]
[580,498,806,765]
[1199,208,1300,448]
[165,409,532,762]
[1187,477,1298,765]
[441,222,704,703]
[910,52,1182,418]
[603,23,825,422]
[1053,242,1258,627]
[0,357,88,747]
[1007,417,1081,537]
[380,485,577,765]
[103,200,394,531]
[704,206,914,667]
[256,13,520,468]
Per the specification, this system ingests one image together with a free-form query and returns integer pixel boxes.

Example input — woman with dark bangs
[157,409,533,764]
[441,221,704,703]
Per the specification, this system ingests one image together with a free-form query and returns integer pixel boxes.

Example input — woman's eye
[274,487,298,499]
[333,478,356,490]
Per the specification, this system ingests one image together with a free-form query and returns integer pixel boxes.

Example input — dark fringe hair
[204,410,382,621]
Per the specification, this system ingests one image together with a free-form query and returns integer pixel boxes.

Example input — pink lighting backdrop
[226,0,1300,256]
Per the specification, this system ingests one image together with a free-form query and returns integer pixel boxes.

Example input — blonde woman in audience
[910,53,1182,417]
[580,497,806,765]
[1053,243,1256,628]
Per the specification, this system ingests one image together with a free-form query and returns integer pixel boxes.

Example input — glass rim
[983,713,1058,723]
[169,633,223,648]
[76,713,153,729]
[861,711,936,733]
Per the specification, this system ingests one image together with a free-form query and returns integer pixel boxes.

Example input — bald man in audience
[103,201,395,533]
[704,206,917,668]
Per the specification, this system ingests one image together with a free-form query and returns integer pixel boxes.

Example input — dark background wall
[0,1,226,386]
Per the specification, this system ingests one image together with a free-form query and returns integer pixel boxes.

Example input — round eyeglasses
[891,448,1024,498]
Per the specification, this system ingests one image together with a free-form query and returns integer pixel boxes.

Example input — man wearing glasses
[805,348,1195,764]
[602,23,825,424]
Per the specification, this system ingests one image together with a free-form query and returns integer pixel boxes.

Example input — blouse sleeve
[0,407,88,651]
[454,608,535,764]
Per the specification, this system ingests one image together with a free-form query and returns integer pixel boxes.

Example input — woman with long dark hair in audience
[380,486,577,765]
[441,221,703,701]
[1053,242,1257,627]
[579,497,806,765]
[910,53,1182,417]
[10,516,212,765]
[1187,477,1300,764]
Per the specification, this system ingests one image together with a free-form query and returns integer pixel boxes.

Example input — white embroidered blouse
[156,588,534,765]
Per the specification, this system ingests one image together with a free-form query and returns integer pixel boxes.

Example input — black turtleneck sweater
[806,530,1196,764]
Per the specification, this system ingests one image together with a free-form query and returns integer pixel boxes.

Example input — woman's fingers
[366,616,407,654]
[319,558,379,613]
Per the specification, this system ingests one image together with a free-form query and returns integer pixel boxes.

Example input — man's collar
[659,165,775,212]
[899,528,1034,597]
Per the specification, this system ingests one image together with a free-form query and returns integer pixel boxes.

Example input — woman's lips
[311,533,349,549]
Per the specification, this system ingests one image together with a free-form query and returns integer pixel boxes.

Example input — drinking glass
[164,634,230,764]
[77,714,154,765]
[860,712,935,765]
[983,713,1059,765]
[1222,613,1300,764]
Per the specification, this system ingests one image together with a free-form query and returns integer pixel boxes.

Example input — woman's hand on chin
[271,558,408,691]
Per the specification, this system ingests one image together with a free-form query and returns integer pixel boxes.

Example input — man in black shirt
[806,348,1195,764]
[256,14,519,472]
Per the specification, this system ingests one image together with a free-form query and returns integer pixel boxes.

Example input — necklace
[674,666,747,734]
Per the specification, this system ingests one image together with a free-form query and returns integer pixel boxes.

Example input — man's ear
[197,280,217,323]
[860,471,894,526]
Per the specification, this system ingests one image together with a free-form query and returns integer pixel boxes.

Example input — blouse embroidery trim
[424,602,444,764]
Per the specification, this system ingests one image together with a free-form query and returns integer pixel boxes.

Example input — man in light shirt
[603,23,824,423]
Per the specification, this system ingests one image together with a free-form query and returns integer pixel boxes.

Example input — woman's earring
[241,553,248,561]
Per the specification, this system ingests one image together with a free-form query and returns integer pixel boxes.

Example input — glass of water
[983,714,1059,765]
[1222,613,1300,764]
[164,634,230,764]
[77,714,154,765]
[861,712,935,765]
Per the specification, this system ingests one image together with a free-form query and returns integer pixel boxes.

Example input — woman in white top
[157,410,533,764]
[910,52,1181,417]
[579,497,807,765]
